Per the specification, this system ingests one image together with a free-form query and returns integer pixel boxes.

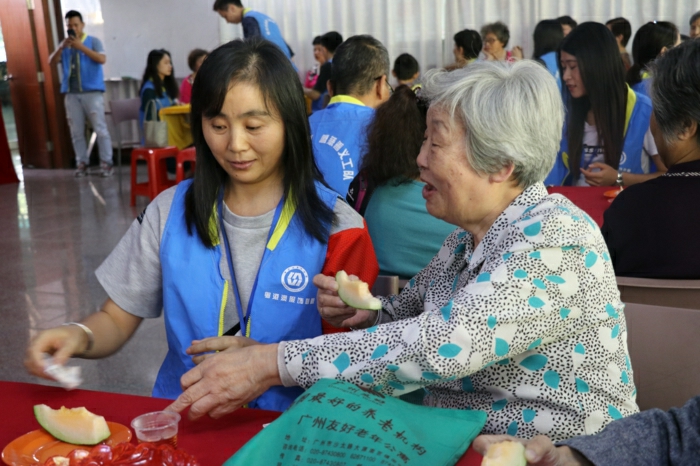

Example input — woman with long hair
[138,49,179,132]
[627,21,680,98]
[532,19,564,91]
[346,86,455,279]
[545,22,665,187]
[25,39,378,413]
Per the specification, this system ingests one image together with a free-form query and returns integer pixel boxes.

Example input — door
[0,0,70,168]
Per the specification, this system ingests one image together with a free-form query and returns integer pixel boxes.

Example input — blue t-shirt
[309,97,375,196]
[363,179,456,279]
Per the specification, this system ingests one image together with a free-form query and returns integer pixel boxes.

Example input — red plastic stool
[175,147,197,183]
[130,146,178,206]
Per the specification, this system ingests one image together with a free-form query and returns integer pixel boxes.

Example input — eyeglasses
[375,75,394,95]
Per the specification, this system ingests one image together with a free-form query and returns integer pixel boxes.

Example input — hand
[511,46,524,60]
[482,51,496,61]
[313,274,377,329]
[24,326,89,379]
[473,435,592,466]
[580,162,617,186]
[166,343,282,420]
[186,336,258,365]
[61,37,74,49]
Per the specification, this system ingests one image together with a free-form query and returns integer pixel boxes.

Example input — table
[159,105,192,150]
[0,382,482,465]
[547,186,617,227]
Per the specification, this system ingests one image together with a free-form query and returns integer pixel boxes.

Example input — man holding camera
[49,10,113,177]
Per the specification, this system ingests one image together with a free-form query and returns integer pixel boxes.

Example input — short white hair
[421,60,564,187]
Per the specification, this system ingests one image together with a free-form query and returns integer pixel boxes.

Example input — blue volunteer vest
[60,35,105,93]
[138,80,174,137]
[155,179,338,411]
[309,96,375,196]
[631,75,650,99]
[545,86,653,186]
[244,9,293,61]
[540,51,562,93]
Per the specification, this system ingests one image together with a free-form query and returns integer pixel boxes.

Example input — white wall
[61,0,698,82]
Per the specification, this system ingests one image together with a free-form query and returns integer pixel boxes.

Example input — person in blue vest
[138,49,178,142]
[532,19,564,93]
[303,31,343,113]
[626,21,680,99]
[24,39,379,413]
[213,0,295,67]
[309,35,392,196]
[49,10,113,177]
[545,22,667,187]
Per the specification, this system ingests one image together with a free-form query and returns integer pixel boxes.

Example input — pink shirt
[179,75,193,104]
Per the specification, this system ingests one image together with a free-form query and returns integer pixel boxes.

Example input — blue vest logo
[282,265,309,292]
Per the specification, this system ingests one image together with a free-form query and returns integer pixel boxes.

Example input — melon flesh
[481,441,527,466]
[34,404,111,445]
[336,271,382,310]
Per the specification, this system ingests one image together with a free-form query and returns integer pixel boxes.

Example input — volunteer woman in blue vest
[545,22,666,187]
[24,39,378,412]
[627,21,680,99]
[139,49,178,138]
[532,19,564,92]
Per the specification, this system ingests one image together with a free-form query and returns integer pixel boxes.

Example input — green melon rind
[34,404,111,446]
[335,271,382,311]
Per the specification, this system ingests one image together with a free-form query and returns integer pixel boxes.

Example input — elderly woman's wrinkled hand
[166,343,281,420]
[473,435,592,466]
[313,274,377,329]
[511,46,524,60]
[187,336,258,365]
[580,162,618,186]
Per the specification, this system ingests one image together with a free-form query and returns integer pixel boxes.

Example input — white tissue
[43,355,82,390]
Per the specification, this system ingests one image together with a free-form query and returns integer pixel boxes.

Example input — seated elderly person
[602,39,700,279]
[166,60,637,442]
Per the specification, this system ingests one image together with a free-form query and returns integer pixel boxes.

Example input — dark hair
[360,85,427,187]
[393,53,419,81]
[186,38,334,247]
[140,49,178,100]
[312,35,322,45]
[558,15,578,29]
[627,22,678,87]
[559,22,627,180]
[481,22,510,47]
[319,31,343,54]
[330,35,390,96]
[606,17,632,47]
[453,29,482,60]
[533,19,564,59]
[187,48,208,72]
[213,0,241,10]
[650,40,700,147]
[690,11,700,26]
[64,10,83,22]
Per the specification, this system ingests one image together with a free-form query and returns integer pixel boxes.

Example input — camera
[67,29,76,38]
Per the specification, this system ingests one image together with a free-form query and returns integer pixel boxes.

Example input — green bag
[225,379,487,466]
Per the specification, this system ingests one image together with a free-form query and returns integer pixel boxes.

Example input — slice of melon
[481,441,526,466]
[34,404,111,445]
[336,270,382,311]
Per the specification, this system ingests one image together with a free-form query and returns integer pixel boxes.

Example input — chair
[110,98,178,205]
[371,275,399,296]
[624,302,700,411]
[617,276,700,311]
[110,98,141,188]
[175,147,196,183]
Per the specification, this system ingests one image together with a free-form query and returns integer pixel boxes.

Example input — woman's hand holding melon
[313,273,378,330]
[473,435,592,466]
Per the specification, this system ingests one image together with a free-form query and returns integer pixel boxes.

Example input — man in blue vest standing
[213,0,295,65]
[308,35,391,196]
[49,10,113,177]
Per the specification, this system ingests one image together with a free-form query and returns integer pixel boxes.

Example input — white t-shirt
[576,122,658,186]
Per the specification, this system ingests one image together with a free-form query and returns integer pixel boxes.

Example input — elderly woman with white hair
[166,61,637,442]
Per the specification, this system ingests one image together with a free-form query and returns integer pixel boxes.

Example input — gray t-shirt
[95,185,363,334]
[68,36,105,94]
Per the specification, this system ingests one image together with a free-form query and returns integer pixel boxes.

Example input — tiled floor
[0,161,167,396]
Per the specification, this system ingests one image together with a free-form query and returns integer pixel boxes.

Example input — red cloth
[178,76,193,105]
[0,381,481,465]
[0,102,18,185]
[547,186,615,227]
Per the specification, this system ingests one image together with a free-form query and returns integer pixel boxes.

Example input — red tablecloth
[547,186,616,227]
[0,382,482,465]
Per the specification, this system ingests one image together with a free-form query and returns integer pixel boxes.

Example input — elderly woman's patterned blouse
[282,183,639,441]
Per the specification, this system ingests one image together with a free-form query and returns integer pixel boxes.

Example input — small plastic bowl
[130,411,181,448]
